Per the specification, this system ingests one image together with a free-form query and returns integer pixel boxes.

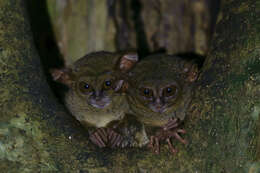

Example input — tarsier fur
[51,51,198,153]
[51,51,138,148]
[127,54,198,154]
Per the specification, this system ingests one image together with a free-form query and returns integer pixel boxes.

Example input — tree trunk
[113,0,216,56]
[27,0,216,66]
[0,0,259,173]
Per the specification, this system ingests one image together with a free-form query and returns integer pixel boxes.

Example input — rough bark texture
[112,0,216,56]
[27,0,116,66]
[0,0,259,173]
[45,0,116,66]
[28,0,216,66]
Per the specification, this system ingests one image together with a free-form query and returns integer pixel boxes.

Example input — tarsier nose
[155,98,163,108]
[155,97,161,104]
[94,91,102,100]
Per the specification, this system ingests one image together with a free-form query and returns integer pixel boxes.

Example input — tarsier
[127,54,198,154]
[51,51,138,148]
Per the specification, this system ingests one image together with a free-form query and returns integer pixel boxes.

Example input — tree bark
[0,0,259,173]
[27,0,116,66]
[112,0,217,56]
[28,0,216,66]
[0,1,109,172]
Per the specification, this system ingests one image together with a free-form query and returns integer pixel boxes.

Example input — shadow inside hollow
[26,0,66,101]
[176,52,205,69]
[131,0,150,58]
[26,0,64,70]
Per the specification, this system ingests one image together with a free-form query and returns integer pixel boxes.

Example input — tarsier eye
[140,87,153,98]
[163,85,177,97]
[105,81,111,86]
[79,81,93,94]
[84,83,90,89]
[103,80,113,90]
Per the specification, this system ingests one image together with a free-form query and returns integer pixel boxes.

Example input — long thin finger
[94,133,106,147]
[166,118,177,126]
[163,119,178,130]
[111,134,120,148]
[176,129,186,134]
[154,137,160,154]
[115,135,123,147]
[148,136,155,148]
[90,134,105,148]
[111,134,122,148]
[166,138,177,154]
[164,123,179,131]
[173,132,188,144]
[110,132,118,146]
[97,128,108,143]
[108,129,115,140]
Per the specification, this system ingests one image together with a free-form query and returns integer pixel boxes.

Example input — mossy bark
[112,0,216,56]
[0,0,259,173]
[0,1,113,172]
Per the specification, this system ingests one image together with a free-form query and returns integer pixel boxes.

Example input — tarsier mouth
[89,97,111,109]
[150,104,167,113]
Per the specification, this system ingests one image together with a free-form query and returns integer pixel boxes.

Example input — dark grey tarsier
[127,54,198,154]
[51,51,140,148]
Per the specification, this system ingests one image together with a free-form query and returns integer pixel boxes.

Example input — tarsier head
[51,51,138,117]
[138,80,181,113]
[127,54,198,125]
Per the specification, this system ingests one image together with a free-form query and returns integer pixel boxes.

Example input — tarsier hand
[148,118,188,154]
[89,128,108,148]
[89,128,123,148]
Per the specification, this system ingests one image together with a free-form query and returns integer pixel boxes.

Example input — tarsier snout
[155,97,163,107]
[93,90,102,100]
[89,90,111,108]
[150,97,165,113]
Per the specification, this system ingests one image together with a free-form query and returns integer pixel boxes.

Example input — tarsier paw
[166,138,177,154]
[162,118,179,131]
[164,128,187,154]
[148,124,187,154]
[107,128,123,148]
[172,129,187,145]
[89,128,108,148]
[148,136,160,154]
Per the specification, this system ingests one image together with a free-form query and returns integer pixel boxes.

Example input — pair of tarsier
[51,51,198,154]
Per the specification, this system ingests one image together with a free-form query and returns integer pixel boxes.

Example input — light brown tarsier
[51,51,138,148]
[127,54,198,154]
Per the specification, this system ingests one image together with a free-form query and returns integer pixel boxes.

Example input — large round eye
[139,87,153,98]
[103,80,113,90]
[79,81,93,94]
[163,85,177,97]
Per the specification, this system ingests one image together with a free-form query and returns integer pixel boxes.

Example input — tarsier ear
[117,52,139,73]
[114,52,138,93]
[50,68,74,87]
[183,62,199,82]
[114,80,129,93]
